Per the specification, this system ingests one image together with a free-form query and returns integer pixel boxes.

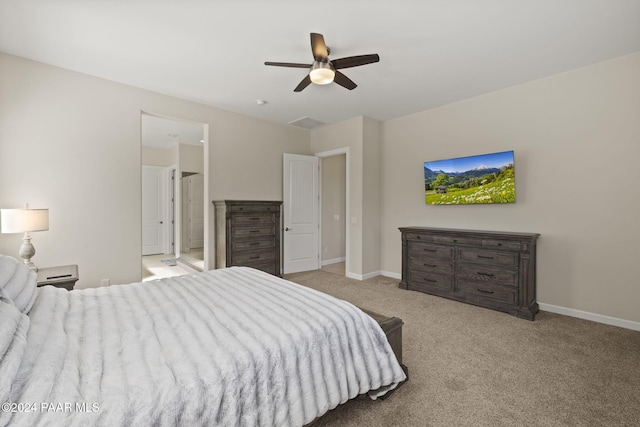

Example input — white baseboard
[346,270,380,281]
[538,303,640,331]
[380,270,402,280]
[321,257,345,266]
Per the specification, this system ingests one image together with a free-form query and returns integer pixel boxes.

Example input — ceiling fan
[264,33,380,92]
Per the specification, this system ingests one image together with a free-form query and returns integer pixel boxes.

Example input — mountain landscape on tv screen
[424,152,516,204]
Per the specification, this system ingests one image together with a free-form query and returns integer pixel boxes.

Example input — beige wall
[362,117,381,276]
[141,146,171,166]
[380,53,640,323]
[321,154,346,262]
[179,143,204,174]
[311,118,364,276]
[141,143,204,172]
[311,116,382,278]
[0,53,310,288]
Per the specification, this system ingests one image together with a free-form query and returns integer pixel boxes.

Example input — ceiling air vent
[288,116,326,130]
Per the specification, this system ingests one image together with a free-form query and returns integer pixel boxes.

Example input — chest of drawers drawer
[457,264,517,286]
[458,248,518,268]
[457,278,517,305]
[408,256,454,275]
[231,213,275,226]
[234,249,276,264]
[407,270,453,293]
[232,225,275,237]
[409,242,454,259]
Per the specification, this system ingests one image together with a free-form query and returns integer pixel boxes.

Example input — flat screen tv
[424,150,515,205]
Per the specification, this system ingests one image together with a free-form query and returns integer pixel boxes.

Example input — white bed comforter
[2,267,406,427]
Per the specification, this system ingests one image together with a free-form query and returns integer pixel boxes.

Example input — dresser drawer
[458,248,517,268]
[458,264,516,286]
[232,225,275,237]
[407,270,453,292]
[233,249,275,264]
[409,257,454,275]
[409,242,454,259]
[432,235,481,246]
[228,204,279,213]
[481,239,521,251]
[232,214,275,225]
[457,279,516,305]
[233,236,275,250]
[404,232,432,242]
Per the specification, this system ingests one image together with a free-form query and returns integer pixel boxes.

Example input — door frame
[315,147,350,277]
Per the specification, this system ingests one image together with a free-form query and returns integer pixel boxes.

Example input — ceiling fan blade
[294,75,312,92]
[265,61,311,68]
[310,33,329,61]
[331,54,380,70]
[333,71,357,90]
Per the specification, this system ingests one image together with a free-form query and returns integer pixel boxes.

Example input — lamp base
[18,232,38,272]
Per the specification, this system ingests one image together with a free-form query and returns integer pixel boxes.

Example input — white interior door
[142,165,165,256]
[189,174,205,249]
[283,153,319,274]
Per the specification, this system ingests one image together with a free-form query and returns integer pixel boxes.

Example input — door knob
[285,227,293,231]
[159,221,163,224]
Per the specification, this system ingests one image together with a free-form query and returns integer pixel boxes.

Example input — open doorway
[318,150,348,276]
[140,113,206,280]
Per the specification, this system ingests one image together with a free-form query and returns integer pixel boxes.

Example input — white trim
[346,270,381,281]
[315,147,350,277]
[321,257,345,266]
[380,270,402,280]
[538,303,640,331]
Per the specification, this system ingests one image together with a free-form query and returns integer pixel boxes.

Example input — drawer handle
[477,272,495,277]
[424,278,437,283]
[249,256,261,260]
[249,230,260,233]
[477,288,494,294]
[249,242,260,246]
[423,248,436,252]
[453,239,458,242]
[423,263,437,268]
[249,217,261,221]
[477,255,494,259]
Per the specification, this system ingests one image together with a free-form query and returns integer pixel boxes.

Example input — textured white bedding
[1,267,406,426]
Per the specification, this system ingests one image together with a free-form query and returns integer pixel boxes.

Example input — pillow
[0,254,37,314]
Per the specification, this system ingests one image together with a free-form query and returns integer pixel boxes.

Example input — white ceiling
[1,0,639,129]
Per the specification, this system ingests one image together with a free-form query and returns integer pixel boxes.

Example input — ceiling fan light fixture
[309,61,335,85]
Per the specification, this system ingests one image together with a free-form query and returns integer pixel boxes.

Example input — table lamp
[0,203,49,271]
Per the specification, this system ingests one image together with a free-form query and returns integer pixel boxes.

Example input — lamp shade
[0,208,49,234]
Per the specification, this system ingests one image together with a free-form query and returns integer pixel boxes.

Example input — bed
[0,254,406,426]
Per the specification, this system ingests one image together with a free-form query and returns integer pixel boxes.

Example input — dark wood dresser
[213,200,281,276]
[399,227,540,320]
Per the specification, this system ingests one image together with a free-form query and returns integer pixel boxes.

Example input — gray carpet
[284,270,640,427]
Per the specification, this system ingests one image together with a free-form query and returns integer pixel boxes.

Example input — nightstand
[36,265,79,290]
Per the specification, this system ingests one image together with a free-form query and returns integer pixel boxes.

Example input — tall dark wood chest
[400,227,540,320]
[213,200,282,276]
